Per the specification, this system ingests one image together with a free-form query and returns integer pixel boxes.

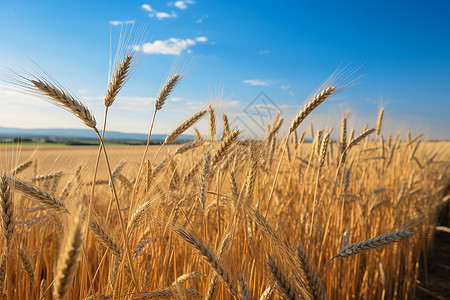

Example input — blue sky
[0,0,449,139]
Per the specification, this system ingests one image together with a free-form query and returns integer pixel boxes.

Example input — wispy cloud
[140,36,207,55]
[141,4,153,12]
[173,0,194,10]
[281,85,289,90]
[155,12,177,20]
[243,79,270,86]
[195,36,208,42]
[142,3,177,20]
[260,50,270,55]
[196,14,208,23]
[108,20,135,26]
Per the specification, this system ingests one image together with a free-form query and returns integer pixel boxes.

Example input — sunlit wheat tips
[29,78,97,129]
[164,109,207,144]
[104,55,132,107]
[289,86,335,133]
[209,105,216,142]
[155,74,181,111]
[222,113,231,139]
[376,107,384,137]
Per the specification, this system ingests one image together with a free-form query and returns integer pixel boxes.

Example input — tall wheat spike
[266,255,299,300]
[29,79,96,129]
[165,110,207,144]
[155,74,181,111]
[104,55,132,107]
[289,87,335,133]
[0,173,14,244]
[321,228,414,270]
[53,208,85,300]
[174,228,238,299]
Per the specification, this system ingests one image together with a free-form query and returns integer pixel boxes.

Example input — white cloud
[170,97,184,102]
[281,85,290,90]
[142,4,153,12]
[108,20,135,26]
[243,79,270,86]
[195,36,208,42]
[174,0,194,10]
[156,11,177,20]
[196,14,208,23]
[260,50,270,55]
[141,38,198,55]
[142,3,177,20]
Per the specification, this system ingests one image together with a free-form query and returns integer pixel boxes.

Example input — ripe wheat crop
[0,35,449,300]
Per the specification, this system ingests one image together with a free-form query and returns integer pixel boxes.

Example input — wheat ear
[174,228,238,299]
[376,107,384,137]
[53,208,85,300]
[222,113,231,139]
[30,79,96,129]
[321,228,414,270]
[139,287,202,299]
[206,234,233,300]
[18,248,35,285]
[238,273,249,300]
[6,174,67,213]
[165,110,207,144]
[89,218,122,257]
[209,105,216,142]
[211,130,240,167]
[199,152,211,209]
[155,74,181,111]
[289,87,335,133]
[11,160,32,175]
[295,246,328,300]
[0,173,14,244]
[266,255,299,300]
[104,55,132,107]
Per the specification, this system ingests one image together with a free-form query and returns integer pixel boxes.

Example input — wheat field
[1,44,449,300]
